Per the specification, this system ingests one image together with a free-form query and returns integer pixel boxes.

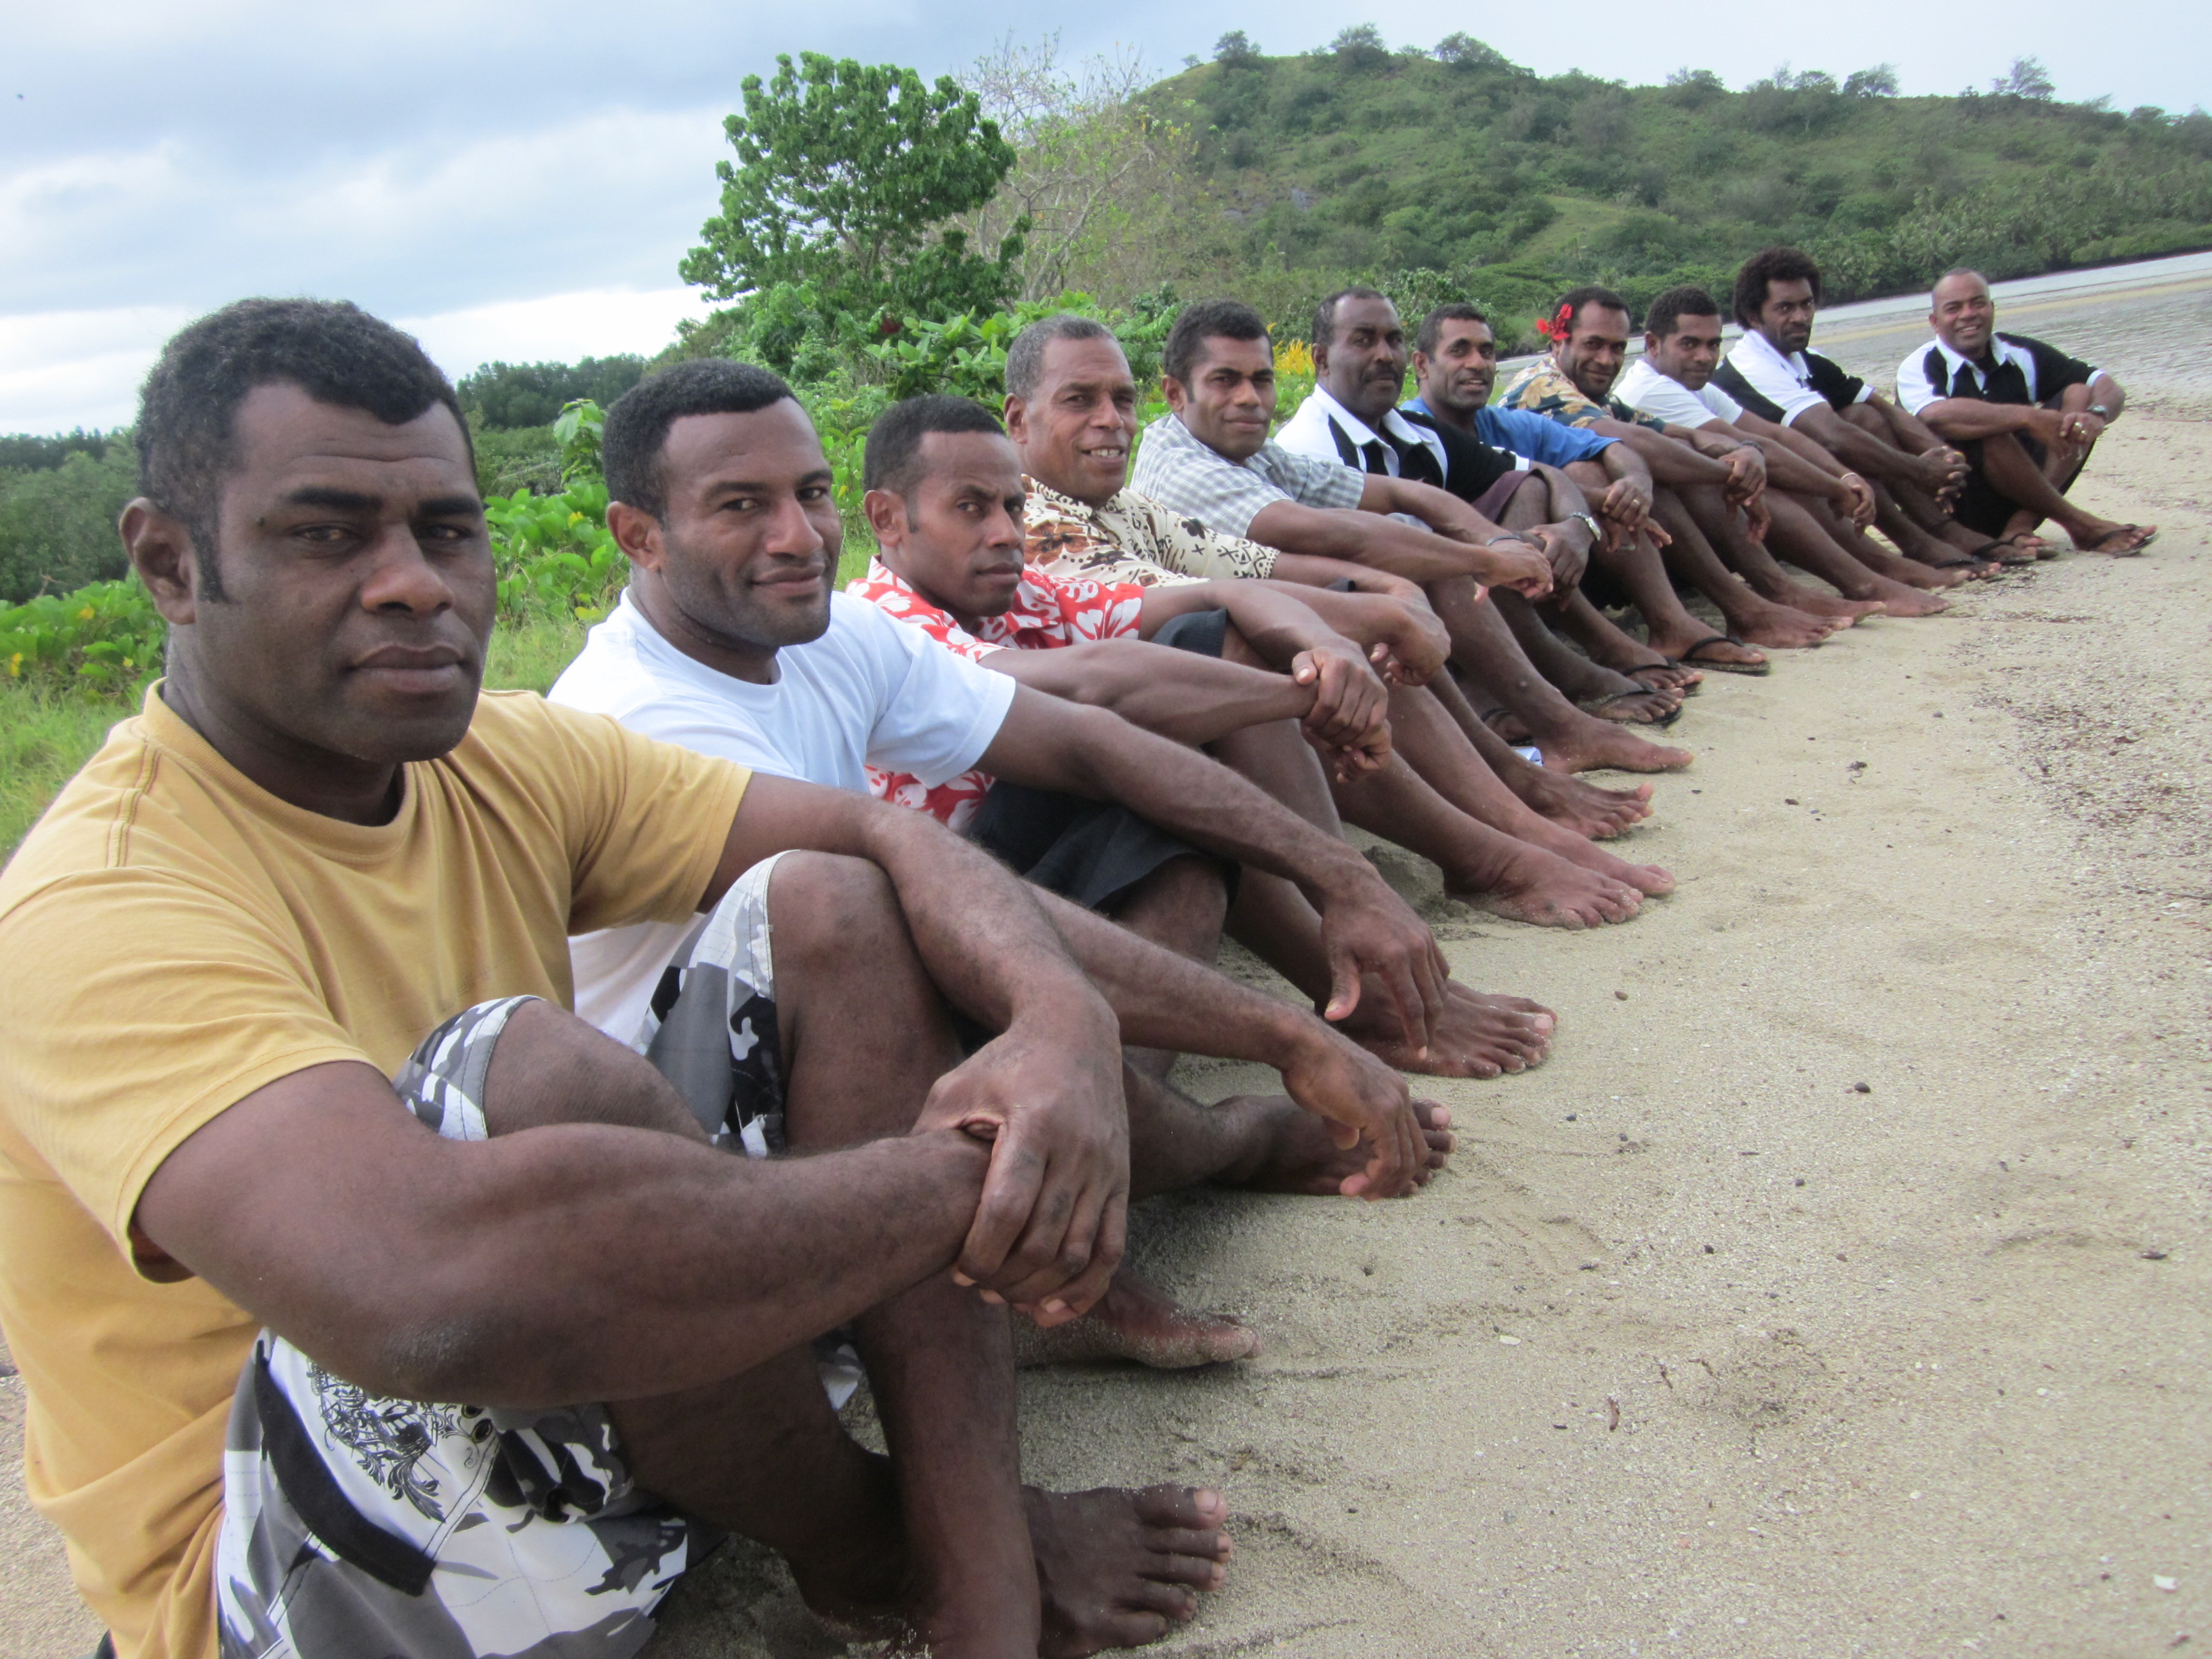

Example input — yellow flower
[7,653,20,677]
[568,511,586,526]
[78,607,95,621]
[1274,340,1315,378]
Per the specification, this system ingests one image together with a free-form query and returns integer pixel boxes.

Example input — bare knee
[482,999,707,1141]
[766,850,906,972]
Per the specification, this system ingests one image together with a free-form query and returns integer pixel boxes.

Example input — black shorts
[966,607,1235,912]
[1953,433,2047,536]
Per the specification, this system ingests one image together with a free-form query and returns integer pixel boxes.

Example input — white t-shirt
[1614,359,1743,429]
[551,589,1017,1043]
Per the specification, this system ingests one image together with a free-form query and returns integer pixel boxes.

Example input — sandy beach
[6,267,2207,1657]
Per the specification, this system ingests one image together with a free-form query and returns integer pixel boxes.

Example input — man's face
[1755,276,1819,354]
[1317,294,1408,426]
[170,383,493,765]
[1929,273,1996,356]
[876,431,1029,621]
[1556,304,1632,402]
[1647,311,1726,390]
[1164,334,1277,462]
[1412,317,1498,417]
[638,401,842,652]
[1004,335,1136,507]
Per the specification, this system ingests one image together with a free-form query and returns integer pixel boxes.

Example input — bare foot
[1865,577,1952,617]
[1013,1271,1259,1370]
[1343,981,1555,1078]
[1523,823,1675,897]
[1582,686,1683,725]
[1774,589,1887,625]
[1877,554,1968,590]
[1536,718,1694,775]
[1448,842,1644,928]
[1726,605,1838,649]
[1506,764,1655,840]
[1031,1485,1232,1658]
[1214,1096,1454,1194]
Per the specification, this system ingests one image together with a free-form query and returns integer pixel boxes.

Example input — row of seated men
[0,247,2140,1659]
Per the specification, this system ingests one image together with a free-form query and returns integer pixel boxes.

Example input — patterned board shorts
[214,854,859,1658]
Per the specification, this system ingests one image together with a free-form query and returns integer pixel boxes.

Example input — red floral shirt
[848,556,1149,827]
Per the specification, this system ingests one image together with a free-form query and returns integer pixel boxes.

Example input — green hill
[1153,40,2212,337]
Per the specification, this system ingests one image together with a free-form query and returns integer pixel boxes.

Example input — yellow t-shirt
[0,684,750,1659]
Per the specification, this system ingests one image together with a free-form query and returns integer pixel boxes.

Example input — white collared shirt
[1717,329,1872,426]
[1276,384,1455,480]
[1894,332,2101,416]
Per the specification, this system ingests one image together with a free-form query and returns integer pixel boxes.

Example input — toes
[1134,1483,1227,1532]
[1139,1528,1233,1567]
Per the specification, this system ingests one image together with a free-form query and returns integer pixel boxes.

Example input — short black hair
[1733,247,1823,326]
[1555,285,1633,335]
[1005,314,1122,401]
[1415,302,1490,358]
[1644,284,1723,341]
[862,394,1006,499]
[135,299,466,595]
[1311,286,1391,356]
[602,359,796,519]
[1163,300,1271,384]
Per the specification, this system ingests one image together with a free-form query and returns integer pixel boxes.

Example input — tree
[1844,64,1900,98]
[1991,56,2055,100]
[1214,30,1258,63]
[680,53,1024,342]
[1326,24,1388,68]
[1433,33,1506,68]
[958,36,1225,304]
[458,356,647,430]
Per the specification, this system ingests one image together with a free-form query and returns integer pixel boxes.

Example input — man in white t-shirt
[552,359,1454,1364]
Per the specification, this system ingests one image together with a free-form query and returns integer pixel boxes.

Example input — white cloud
[398,287,709,382]
[0,288,710,432]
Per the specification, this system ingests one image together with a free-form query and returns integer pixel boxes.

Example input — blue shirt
[1404,397,1616,467]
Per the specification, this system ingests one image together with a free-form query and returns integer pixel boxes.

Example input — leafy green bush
[1,579,166,695]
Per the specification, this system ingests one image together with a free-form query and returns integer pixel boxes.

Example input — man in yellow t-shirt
[0,300,1254,1659]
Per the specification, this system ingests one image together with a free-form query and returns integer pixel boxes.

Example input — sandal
[1673,636,1771,677]
[2083,523,2157,556]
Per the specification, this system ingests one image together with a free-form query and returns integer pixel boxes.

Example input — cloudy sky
[4,0,2199,433]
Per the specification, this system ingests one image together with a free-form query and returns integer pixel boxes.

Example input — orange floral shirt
[847,557,1148,827]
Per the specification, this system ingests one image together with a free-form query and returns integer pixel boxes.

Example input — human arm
[1734,411,1876,520]
[977,693,1448,1044]
[1244,491,1554,595]
[1788,398,1961,495]
[1138,577,1391,753]
[1266,553,1429,604]
[137,1053,1000,1406]
[978,640,1334,749]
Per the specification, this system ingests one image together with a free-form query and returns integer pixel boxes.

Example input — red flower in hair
[1534,302,1576,342]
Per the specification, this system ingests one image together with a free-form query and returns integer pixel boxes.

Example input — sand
[6,270,2208,1657]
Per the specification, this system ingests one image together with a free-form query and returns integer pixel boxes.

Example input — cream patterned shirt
[1022,477,1276,589]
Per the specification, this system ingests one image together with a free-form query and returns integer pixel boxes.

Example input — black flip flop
[1673,636,1771,677]
[1584,688,1683,728]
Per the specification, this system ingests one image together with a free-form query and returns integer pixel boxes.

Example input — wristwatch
[1568,512,1601,544]
[2087,403,2113,419]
